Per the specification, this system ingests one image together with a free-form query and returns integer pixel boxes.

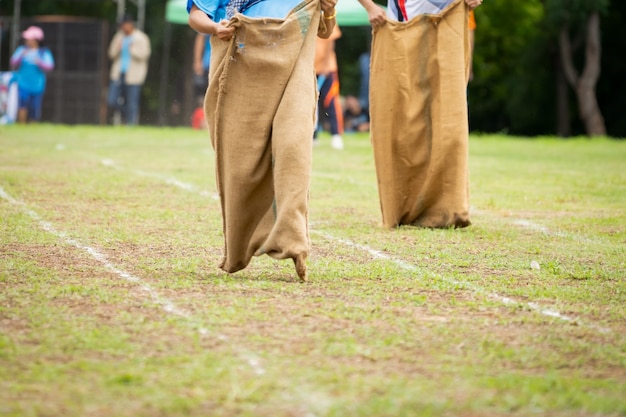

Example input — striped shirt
[387,0,455,22]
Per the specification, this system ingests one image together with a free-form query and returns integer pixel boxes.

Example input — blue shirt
[10,46,55,94]
[243,0,301,18]
[387,0,455,22]
[202,35,211,71]
[120,35,133,74]
[187,0,227,21]
[187,0,301,20]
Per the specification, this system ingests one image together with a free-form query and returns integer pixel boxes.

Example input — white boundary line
[509,218,601,244]
[312,231,610,333]
[0,186,266,375]
[0,186,199,326]
[98,160,611,334]
[101,159,220,200]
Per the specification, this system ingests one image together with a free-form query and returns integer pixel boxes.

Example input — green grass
[0,124,625,416]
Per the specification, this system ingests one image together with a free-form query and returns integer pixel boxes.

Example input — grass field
[1,125,625,417]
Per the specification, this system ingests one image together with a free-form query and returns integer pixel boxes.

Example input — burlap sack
[369,0,471,228]
[205,0,324,275]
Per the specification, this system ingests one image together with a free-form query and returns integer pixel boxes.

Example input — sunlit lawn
[1,125,625,416]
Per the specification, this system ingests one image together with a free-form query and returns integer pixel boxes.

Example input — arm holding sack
[318,0,337,39]
[188,4,235,40]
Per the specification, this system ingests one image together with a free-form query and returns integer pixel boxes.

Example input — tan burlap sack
[369,0,471,228]
[205,0,327,277]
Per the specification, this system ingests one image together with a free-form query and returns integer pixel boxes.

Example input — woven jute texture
[205,0,324,273]
[369,0,471,228]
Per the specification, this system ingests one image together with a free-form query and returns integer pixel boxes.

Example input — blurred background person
[193,32,211,100]
[9,26,54,123]
[315,24,344,150]
[343,94,369,133]
[469,10,476,81]
[358,47,370,113]
[107,14,151,126]
[191,32,210,129]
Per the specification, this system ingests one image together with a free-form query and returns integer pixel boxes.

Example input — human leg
[17,88,30,123]
[323,72,344,136]
[319,72,344,149]
[17,109,27,123]
[107,79,123,124]
[124,84,141,126]
[27,93,43,122]
[313,74,326,142]
[16,91,42,123]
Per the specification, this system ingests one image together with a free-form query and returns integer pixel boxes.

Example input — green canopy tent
[165,0,187,24]
[165,0,375,26]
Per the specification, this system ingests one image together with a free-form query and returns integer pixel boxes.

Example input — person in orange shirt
[469,10,476,81]
[315,24,344,150]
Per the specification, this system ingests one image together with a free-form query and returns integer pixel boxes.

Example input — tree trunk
[556,54,570,137]
[559,12,606,136]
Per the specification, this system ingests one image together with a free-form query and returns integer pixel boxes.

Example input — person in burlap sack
[357,0,482,229]
[188,0,338,281]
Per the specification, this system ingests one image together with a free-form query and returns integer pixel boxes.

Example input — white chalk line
[511,218,575,240]
[98,160,611,334]
[101,159,219,200]
[101,159,601,246]
[311,231,610,334]
[0,185,266,375]
[468,206,602,245]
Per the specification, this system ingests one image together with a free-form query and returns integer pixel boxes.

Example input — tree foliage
[544,0,609,27]
[468,0,624,137]
[2,0,625,136]
[4,0,117,19]
[468,0,548,134]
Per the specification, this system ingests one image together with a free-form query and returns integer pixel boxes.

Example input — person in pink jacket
[10,26,55,123]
